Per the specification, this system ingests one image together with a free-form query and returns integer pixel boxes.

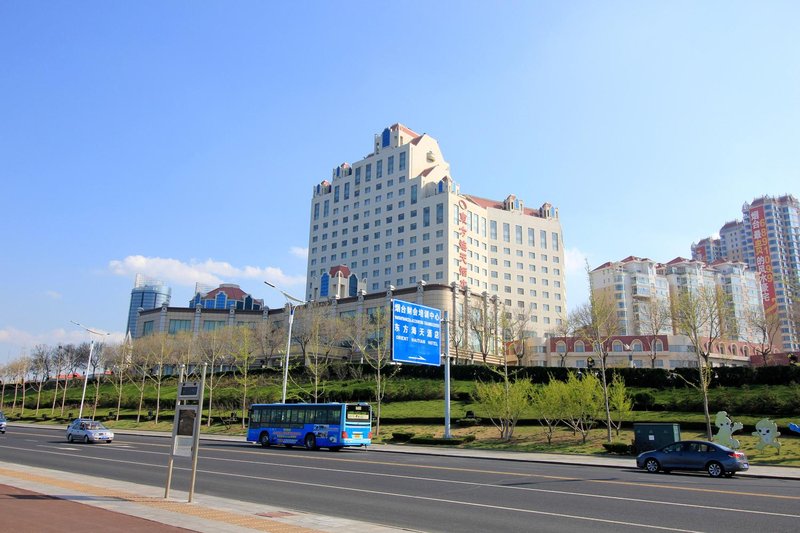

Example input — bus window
[346,404,371,422]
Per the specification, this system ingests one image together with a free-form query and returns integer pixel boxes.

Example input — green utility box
[633,423,680,453]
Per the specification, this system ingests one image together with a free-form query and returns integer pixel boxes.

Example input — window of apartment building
[399,151,406,171]
[313,203,320,220]
[323,200,329,217]
[409,262,416,270]
[540,229,547,249]
[422,260,430,268]
[376,160,382,178]
[503,260,511,267]
[365,163,372,181]
[490,220,497,240]
[355,167,361,184]
[410,235,417,244]
[504,273,512,280]
[436,257,443,265]
[516,275,524,282]
[411,184,418,204]
[516,262,523,269]
[423,206,430,227]
[436,202,444,224]
[503,223,510,242]
[387,155,394,174]
[344,182,350,200]
[422,232,430,241]
[503,247,510,255]
[436,243,443,251]
[334,185,340,203]
[552,232,559,251]
[515,225,523,244]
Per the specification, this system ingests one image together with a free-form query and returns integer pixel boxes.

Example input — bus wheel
[304,434,317,450]
[259,432,270,448]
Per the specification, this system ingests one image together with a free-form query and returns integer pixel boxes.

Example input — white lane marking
[186,466,704,532]
[6,438,800,523]
[194,453,800,519]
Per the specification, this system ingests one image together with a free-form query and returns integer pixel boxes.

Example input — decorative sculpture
[712,411,742,449]
[753,418,781,453]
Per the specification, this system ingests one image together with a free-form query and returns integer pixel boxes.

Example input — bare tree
[89,341,108,420]
[104,340,130,421]
[128,338,153,423]
[671,284,733,439]
[638,297,672,368]
[744,305,782,366]
[571,271,620,444]
[254,319,284,368]
[231,324,258,427]
[29,345,52,416]
[469,293,499,363]
[49,345,67,416]
[291,302,346,403]
[343,304,397,437]
[9,356,31,416]
[196,326,233,426]
[137,333,175,423]
[550,314,575,368]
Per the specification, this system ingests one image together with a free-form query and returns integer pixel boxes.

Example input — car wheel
[304,434,317,450]
[644,458,660,473]
[707,461,724,478]
[84,436,90,444]
[67,434,73,443]
[106,440,112,444]
[259,432,270,448]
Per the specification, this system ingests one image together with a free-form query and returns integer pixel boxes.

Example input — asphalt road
[2,425,799,533]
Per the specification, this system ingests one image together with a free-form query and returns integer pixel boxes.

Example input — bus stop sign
[391,299,441,366]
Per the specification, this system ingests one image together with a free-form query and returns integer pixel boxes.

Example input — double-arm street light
[264,281,305,403]
[71,321,110,419]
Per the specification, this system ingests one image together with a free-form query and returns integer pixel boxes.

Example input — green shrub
[391,432,414,442]
[408,436,465,445]
[460,434,476,443]
[602,442,632,455]
[456,417,479,427]
[632,391,656,410]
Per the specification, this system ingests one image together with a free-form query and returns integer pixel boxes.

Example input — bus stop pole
[443,311,451,439]
[188,363,207,503]
[165,364,186,499]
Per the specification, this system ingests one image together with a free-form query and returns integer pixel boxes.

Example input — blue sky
[2,1,798,364]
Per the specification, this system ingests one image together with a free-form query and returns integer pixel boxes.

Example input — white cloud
[0,326,125,363]
[108,255,304,289]
[290,246,308,259]
[564,247,589,275]
[44,290,62,300]
[564,247,590,311]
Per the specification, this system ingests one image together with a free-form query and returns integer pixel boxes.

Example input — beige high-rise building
[306,123,566,338]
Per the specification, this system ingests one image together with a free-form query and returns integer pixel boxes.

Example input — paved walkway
[1,424,798,532]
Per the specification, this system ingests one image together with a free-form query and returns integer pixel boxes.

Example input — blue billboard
[391,299,441,366]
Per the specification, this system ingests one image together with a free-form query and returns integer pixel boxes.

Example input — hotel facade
[305,124,566,339]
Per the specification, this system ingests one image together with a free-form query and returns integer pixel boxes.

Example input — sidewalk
[1,424,798,533]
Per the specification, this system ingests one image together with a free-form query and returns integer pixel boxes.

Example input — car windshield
[0,413,5,421]
[86,422,106,430]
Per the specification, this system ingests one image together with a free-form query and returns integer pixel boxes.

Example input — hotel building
[305,124,566,338]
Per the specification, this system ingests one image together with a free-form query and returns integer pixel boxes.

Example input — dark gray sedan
[636,440,749,477]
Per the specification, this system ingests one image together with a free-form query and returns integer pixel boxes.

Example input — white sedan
[66,419,114,443]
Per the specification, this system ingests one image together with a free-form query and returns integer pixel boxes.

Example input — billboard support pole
[443,311,451,439]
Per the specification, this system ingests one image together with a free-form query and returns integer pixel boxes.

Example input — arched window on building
[654,339,664,352]
[556,341,567,354]
[631,340,643,352]
[612,340,624,352]
[575,341,585,353]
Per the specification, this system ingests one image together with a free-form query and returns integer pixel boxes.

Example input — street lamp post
[264,281,305,403]
[71,321,110,420]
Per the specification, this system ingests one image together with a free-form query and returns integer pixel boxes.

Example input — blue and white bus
[247,402,372,450]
